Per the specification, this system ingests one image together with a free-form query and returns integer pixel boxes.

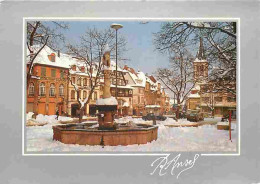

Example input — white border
[22,17,240,156]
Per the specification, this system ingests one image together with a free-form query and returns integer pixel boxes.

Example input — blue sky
[53,21,171,74]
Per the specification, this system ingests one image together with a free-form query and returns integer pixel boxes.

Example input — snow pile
[27,112,34,120]
[96,97,118,105]
[58,116,73,122]
[36,114,58,124]
[115,116,147,125]
[34,114,73,125]
[160,118,194,125]
[217,121,230,126]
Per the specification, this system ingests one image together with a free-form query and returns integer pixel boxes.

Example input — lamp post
[110,23,123,100]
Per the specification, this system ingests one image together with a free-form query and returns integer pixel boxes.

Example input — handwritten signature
[150,153,200,179]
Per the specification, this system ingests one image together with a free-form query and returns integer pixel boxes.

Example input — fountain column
[96,45,118,130]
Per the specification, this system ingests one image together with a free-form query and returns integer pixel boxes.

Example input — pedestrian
[56,109,59,120]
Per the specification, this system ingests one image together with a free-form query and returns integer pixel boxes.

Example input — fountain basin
[53,123,158,146]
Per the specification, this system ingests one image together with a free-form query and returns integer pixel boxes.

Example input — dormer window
[48,53,56,62]
[71,65,76,71]
[80,66,85,73]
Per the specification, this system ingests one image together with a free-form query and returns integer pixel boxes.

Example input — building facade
[187,38,236,117]
[27,46,70,116]
[26,46,172,117]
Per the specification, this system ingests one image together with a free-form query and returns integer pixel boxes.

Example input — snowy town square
[25,21,237,153]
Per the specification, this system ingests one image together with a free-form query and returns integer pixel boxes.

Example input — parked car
[175,112,186,119]
[186,111,204,122]
[142,113,167,121]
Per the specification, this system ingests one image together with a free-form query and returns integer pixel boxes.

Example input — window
[227,96,236,102]
[202,97,209,103]
[94,92,97,100]
[83,91,87,99]
[41,67,46,77]
[49,83,55,97]
[71,90,75,99]
[60,70,64,79]
[111,88,115,96]
[51,69,56,78]
[89,79,92,87]
[78,90,81,99]
[215,97,222,102]
[83,78,87,86]
[59,84,64,96]
[129,98,132,106]
[72,77,75,84]
[28,83,34,96]
[129,90,132,95]
[112,79,116,85]
[77,78,81,86]
[39,83,45,96]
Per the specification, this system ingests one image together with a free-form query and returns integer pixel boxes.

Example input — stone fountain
[53,45,158,146]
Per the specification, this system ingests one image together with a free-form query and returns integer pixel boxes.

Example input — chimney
[58,50,60,57]
[123,65,128,70]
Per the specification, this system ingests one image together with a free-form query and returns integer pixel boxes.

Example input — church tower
[193,38,208,83]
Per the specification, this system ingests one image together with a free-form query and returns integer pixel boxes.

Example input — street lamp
[110,23,123,100]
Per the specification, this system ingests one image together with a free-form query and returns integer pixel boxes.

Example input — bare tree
[26,21,69,89]
[66,27,127,123]
[156,46,196,121]
[201,92,216,118]
[154,22,236,95]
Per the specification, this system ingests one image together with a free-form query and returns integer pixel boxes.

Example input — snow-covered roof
[145,105,160,108]
[110,60,125,72]
[188,93,200,98]
[146,75,159,91]
[194,58,208,63]
[136,71,146,87]
[27,45,76,69]
[191,84,201,91]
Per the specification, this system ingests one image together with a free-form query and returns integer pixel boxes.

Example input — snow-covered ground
[26,114,237,153]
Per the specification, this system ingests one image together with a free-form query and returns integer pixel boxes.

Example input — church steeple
[193,37,208,82]
[196,37,206,60]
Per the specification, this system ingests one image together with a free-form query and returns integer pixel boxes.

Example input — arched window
[77,78,81,86]
[49,83,55,97]
[59,84,64,96]
[83,78,87,86]
[83,91,87,99]
[39,83,45,96]
[94,92,97,100]
[71,90,75,99]
[28,82,34,96]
